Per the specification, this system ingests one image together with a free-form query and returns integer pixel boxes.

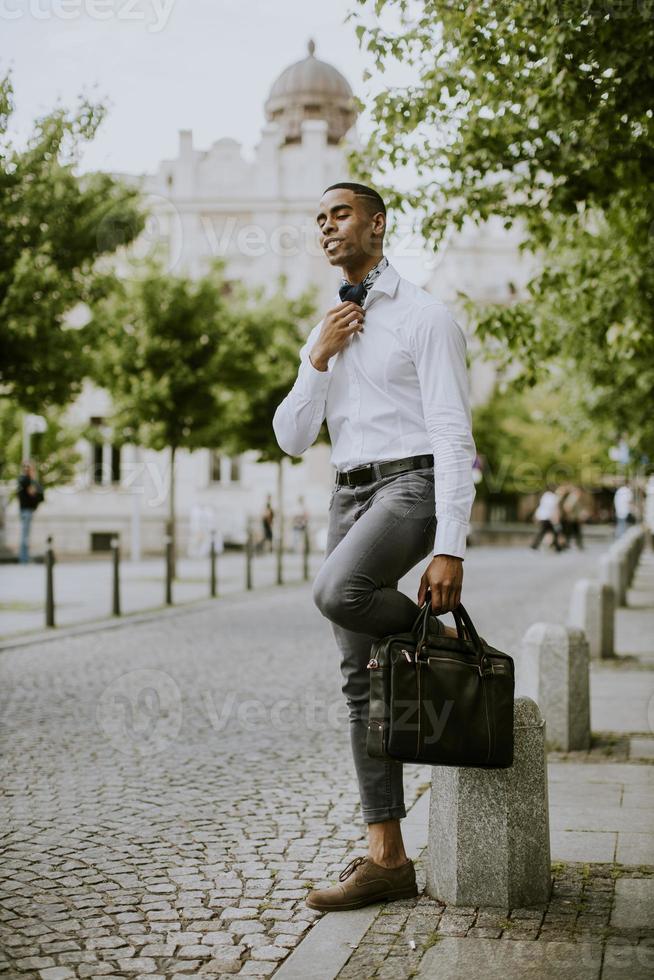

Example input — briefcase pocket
[419,657,490,765]
[366,719,387,759]
[367,659,392,759]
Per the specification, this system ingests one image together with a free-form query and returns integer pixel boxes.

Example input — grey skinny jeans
[312,464,437,824]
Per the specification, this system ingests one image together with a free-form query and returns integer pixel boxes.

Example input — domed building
[264,39,357,145]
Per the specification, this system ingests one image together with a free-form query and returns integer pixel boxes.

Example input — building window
[89,417,121,485]
[111,445,121,484]
[210,450,222,483]
[229,455,241,483]
[90,416,104,485]
[209,451,241,485]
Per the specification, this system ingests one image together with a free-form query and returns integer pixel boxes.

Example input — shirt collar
[366,260,400,298]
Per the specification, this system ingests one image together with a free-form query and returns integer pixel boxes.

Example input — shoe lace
[338,856,367,882]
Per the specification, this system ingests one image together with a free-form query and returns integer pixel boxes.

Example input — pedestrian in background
[530,485,562,552]
[262,495,274,553]
[292,496,308,552]
[614,481,634,539]
[17,461,44,564]
[559,484,585,550]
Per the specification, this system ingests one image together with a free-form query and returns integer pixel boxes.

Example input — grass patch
[0,601,43,612]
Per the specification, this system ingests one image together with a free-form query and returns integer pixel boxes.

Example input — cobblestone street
[0,545,611,978]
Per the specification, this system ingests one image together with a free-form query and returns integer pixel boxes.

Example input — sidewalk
[0,551,323,639]
[281,553,654,980]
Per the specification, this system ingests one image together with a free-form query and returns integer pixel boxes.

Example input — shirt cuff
[297,356,332,396]
[433,519,468,560]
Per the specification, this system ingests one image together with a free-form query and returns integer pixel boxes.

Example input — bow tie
[339,281,367,306]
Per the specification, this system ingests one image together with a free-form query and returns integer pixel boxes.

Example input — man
[17,461,44,564]
[614,481,634,538]
[530,485,562,552]
[292,495,309,553]
[272,182,476,911]
[261,495,274,553]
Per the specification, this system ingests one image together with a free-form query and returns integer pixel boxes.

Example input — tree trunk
[276,457,284,586]
[169,444,177,579]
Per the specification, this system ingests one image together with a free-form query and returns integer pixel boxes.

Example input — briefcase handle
[414,600,484,657]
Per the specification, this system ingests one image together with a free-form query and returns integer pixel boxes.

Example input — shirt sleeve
[408,305,476,559]
[272,322,332,457]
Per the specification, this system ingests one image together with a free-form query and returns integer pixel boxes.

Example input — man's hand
[310,302,365,371]
[418,555,463,613]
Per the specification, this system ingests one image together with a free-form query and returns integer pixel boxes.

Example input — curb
[274,788,431,980]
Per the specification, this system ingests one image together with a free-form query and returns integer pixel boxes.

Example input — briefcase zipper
[368,649,414,669]
[425,655,501,677]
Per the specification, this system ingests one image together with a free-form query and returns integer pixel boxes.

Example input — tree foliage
[350,0,654,453]
[219,283,319,464]
[90,261,317,562]
[91,259,249,455]
[0,73,144,410]
[0,401,81,489]
[472,378,613,499]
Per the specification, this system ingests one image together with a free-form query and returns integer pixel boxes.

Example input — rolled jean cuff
[362,803,406,824]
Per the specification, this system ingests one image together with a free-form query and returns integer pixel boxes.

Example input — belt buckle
[343,463,372,486]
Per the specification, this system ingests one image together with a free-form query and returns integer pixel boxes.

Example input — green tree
[218,284,319,580]
[350,1,654,454]
[0,73,144,410]
[91,259,262,573]
[0,401,81,489]
[472,379,612,504]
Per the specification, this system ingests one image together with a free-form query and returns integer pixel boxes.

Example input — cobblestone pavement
[0,545,604,978]
[336,864,654,980]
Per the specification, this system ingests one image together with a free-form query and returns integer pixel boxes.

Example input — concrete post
[516,624,590,751]
[568,578,614,659]
[600,552,626,607]
[426,697,551,908]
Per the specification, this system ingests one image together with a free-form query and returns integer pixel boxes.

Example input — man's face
[316,189,383,268]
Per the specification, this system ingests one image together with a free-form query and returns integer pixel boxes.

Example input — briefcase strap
[413,601,488,671]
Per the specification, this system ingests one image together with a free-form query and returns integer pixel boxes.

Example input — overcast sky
[2,0,384,174]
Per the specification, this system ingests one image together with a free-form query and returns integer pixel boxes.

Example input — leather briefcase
[366,603,514,768]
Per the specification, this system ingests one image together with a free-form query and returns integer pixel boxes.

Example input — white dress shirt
[535,491,560,522]
[272,262,476,558]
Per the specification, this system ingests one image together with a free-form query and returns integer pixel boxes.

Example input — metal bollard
[45,535,55,628]
[164,534,173,606]
[303,525,310,581]
[245,529,253,591]
[210,532,217,598]
[111,537,121,616]
[276,532,284,587]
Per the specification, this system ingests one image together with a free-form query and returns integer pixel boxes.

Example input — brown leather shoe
[306,856,418,912]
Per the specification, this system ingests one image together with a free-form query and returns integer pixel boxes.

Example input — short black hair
[322,181,386,215]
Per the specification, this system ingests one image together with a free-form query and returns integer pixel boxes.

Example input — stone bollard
[426,697,551,908]
[516,624,590,751]
[568,578,614,659]
[600,552,626,607]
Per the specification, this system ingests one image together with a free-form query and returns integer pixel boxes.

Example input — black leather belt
[335,454,434,488]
